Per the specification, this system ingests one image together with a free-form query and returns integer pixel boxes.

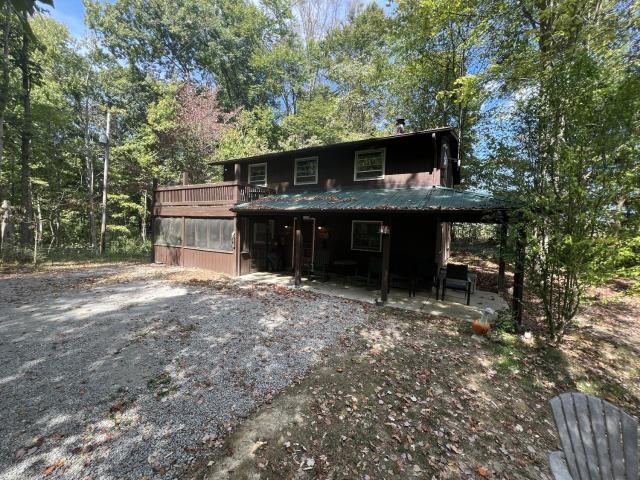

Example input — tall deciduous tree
[321,3,391,135]
[85,0,271,109]
[483,0,640,341]
[391,0,486,165]
[18,10,33,245]
[0,2,12,196]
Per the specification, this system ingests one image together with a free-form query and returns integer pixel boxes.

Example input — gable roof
[214,127,458,165]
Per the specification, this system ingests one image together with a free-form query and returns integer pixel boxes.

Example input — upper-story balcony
[153,182,275,217]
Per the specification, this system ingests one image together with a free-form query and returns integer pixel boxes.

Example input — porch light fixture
[379,225,391,235]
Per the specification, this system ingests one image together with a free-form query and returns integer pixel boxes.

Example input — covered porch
[232,186,524,324]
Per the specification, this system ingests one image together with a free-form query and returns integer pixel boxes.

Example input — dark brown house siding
[181,248,236,274]
[153,243,236,275]
[152,129,460,277]
[154,245,182,267]
[221,131,458,192]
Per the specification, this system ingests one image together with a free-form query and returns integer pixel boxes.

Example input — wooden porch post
[498,223,507,291]
[294,215,303,287]
[512,225,525,330]
[150,178,157,264]
[380,225,391,303]
[234,163,242,183]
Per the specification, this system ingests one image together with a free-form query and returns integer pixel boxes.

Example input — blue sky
[47,0,87,38]
[45,1,392,40]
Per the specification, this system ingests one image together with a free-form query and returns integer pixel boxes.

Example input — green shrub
[492,308,518,334]
[107,237,151,257]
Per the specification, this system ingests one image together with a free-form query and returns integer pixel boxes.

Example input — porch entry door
[292,217,316,271]
[249,219,269,272]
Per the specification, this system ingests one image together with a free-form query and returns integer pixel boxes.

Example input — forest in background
[0,0,639,341]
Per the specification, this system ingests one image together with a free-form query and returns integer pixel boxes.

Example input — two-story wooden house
[152,125,515,302]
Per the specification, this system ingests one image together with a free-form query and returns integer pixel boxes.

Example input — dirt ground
[1,261,638,480]
[188,281,640,480]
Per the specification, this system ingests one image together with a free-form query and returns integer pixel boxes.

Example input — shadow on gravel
[0,268,366,479]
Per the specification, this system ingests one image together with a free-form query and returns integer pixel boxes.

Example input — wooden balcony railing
[154,182,274,206]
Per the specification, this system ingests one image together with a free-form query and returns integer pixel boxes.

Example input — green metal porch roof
[232,186,516,215]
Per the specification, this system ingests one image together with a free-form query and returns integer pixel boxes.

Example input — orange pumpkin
[472,318,490,335]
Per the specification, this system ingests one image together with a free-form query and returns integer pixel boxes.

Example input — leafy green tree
[321,3,391,136]
[280,92,362,148]
[483,0,640,341]
[215,106,282,160]
[390,0,486,165]
[85,0,271,109]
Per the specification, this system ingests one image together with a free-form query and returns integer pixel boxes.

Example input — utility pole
[99,110,111,255]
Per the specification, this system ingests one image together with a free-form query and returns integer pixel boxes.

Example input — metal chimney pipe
[395,118,405,134]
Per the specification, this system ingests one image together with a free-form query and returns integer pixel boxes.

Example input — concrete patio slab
[237,272,508,321]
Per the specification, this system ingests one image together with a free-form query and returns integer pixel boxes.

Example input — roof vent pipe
[395,118,405,134]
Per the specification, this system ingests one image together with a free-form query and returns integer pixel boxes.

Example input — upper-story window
[354,148,385,181]
[294,157,318,185]
[248,163,267,186]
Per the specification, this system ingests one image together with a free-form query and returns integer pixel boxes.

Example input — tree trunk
[141,189,147,243]
[0,199,12,252]
[0,4,11,199]
[32,192,41,264]
[84,95,96,249]
[150,178,157,264]
[99,110,111,255]
[19,15,32,246]
[47,213,56,253]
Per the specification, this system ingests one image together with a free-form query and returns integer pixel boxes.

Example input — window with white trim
[248,163,267,186]
[294,157,318,185]
[354,148,385,181]
[351,220,382,252]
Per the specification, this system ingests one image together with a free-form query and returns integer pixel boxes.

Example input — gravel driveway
[0,264,369,479]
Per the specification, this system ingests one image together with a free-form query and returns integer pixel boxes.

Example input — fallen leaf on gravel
[14,448,26,460]
[43,459,65,476]
[477,466,491,477]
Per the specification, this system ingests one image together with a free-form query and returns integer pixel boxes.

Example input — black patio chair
[441,263,472,305]
[390,258,415,297]
[412,259,438,295]
[309,248,331,282]
[266,248,283,272]
[366,256,382,290]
